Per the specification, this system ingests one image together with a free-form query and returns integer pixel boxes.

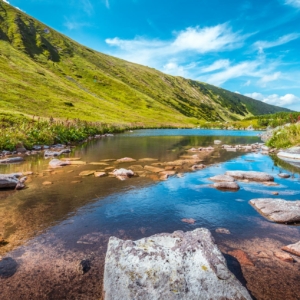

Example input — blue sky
[3,0,300,111]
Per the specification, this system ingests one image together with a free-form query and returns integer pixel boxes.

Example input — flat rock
[209,175,235,182]
[227,250,255,267]
[225,171,274,182]
[68,161,87,165]
[44,149,71,157]
[159,171,176,176]
[94,172,106,177]
[262,182,279,186]
[144,165,165,173]
[138,158,158,162]
[274,251,294,262]
[116,157,136,163]
[249,198,300,223]
[89,162,109,166]
[282,241,300,257]
[103,228,252,300]
[61,157,81,161]
[79,170,95,176]
[213,182,240,190]
[128,165,144,171]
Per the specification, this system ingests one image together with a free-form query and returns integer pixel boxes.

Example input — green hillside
[0,1,291,126]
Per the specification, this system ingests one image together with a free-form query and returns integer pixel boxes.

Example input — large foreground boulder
[225,171,274,182]
[103,228,252,300]
[249,198,300,223]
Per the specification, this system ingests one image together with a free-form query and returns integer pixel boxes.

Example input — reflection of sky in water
[56,152,300,243]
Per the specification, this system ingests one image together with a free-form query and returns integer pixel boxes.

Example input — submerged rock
[225,171,274,182]
[44,149,71,157]
[181,218,196,224]
[0,257,18,278]
[144,165,165,173]
[103,228,251,300]
[112,168,134,179]
[116,157,136,163]
[227,250,254,267]
[282,241,300,257]
[215,228,231,234]
[77,259,91,275]
[249,198,300,223]
[274,251,294,262]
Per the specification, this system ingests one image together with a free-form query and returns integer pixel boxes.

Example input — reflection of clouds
[243,186,300,196]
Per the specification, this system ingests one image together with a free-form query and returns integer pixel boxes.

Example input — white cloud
[201,59,230,73]
[2,0,10,3]
[105,0,110,9]
[64,18,91,30]
[285,0,300,8]
[163,62,186,77]
[243,80,251,86]
[259,71,281,86]
[245,92,300,109]
[254,33,300,53]
[106,24,248,67]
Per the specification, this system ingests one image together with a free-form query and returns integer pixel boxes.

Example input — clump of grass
[267,123,300,149]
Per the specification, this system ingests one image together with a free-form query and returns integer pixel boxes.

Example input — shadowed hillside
[0,2,291,126]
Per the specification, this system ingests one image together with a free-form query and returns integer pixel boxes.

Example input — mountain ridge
[0,1,291,126]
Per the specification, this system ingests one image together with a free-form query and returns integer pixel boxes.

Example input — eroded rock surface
[225,171,274,182]
[249,198,300,223]
[103,228,252,300]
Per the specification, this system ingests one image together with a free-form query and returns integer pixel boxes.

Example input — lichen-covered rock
[209,175,235,182]
[249,198,300,223]
[103,228,252,300]
[213,182,240,190]
[225,171,274,182]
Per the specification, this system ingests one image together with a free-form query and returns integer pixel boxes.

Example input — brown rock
[68,161,87,165]
[228,250,255,267]
[61,157,81,161]
[165,166,175,171]
[274,251,294,262]
[213,182,240,190]
[272,192,279,195]
[94,172,106,178]
[79,170,95,176]
[89,162,109,166]
[159,171,176,176]
[144,165,165,173]
[138,158,158,162]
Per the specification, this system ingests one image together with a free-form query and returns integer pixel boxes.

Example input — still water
[0,129,300,300]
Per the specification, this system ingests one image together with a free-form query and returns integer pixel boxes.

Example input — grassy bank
[267,123,300,149]
[0,113,133,151]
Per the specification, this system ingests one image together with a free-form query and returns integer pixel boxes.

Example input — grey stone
[44,149,71,157]
[213,182,240,190]
[0,157,24,164]
[278,173,290,178]
[249,198,300,223]
[225,171,274,182]
[209,175,235,182]
[48,159,70,168]
[0,174,25,189]
[103,228,251,300]
[0,257,18,278]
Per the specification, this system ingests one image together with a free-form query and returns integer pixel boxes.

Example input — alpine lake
[0,129,299,300]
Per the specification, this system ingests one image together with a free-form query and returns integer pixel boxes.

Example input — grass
[0,1,291,129]
[267,123,300,149]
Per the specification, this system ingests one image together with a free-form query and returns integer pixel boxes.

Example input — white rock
[225,171,274,182]
[103,228,251,300]
[209,175,235,182]
[112,168,134,177]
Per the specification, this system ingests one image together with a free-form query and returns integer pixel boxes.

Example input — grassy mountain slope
[0,2,291,126]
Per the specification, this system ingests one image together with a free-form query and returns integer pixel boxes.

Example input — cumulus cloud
[285,0,300,8]
[254,33,300,53]
[245,92,300,109]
